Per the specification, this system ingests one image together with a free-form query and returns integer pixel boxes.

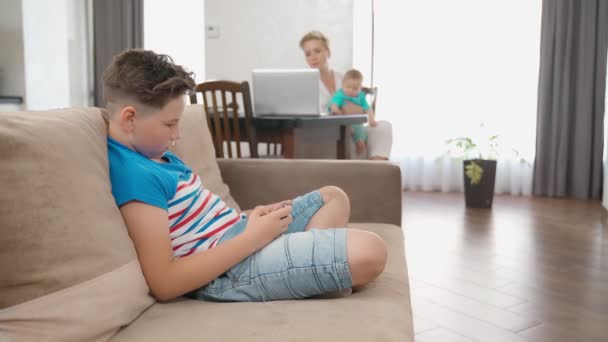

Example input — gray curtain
[93,0,143,106]
[533,0,608,199]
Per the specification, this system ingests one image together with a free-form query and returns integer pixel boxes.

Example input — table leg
[337,125,348,159]
[281,128,295,159]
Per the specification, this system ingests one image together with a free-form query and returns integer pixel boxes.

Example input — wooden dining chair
[264,136,282,157]
[362,86,378,112]
[189,80,258,158]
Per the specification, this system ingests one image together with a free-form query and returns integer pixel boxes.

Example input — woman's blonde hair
[299,30,330,50]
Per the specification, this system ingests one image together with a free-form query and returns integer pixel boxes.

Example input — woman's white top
[319,70,343,113]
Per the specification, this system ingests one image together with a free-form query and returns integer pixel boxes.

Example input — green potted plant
[446,124,531,208]
[446,133,499,208]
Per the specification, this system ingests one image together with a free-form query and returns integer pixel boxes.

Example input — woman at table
[299,30,393,160]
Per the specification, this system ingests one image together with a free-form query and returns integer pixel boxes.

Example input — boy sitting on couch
[103,49,387,302]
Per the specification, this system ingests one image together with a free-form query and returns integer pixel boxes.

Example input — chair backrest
[362,86,378,112]
[189,81,258,158]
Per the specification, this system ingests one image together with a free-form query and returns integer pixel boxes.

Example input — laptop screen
[252,69,322,116]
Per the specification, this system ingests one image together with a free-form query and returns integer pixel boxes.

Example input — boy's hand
[240,200,292,216]
[266,200,292,213]
[330,104,343,115]
[242,205,292,251]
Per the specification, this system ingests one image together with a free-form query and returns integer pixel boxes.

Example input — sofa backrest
[0,104,238,342]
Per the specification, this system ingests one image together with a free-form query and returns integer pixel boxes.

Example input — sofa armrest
[218,159,402,226]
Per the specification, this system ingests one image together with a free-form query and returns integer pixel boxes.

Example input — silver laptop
[252,69,327,116]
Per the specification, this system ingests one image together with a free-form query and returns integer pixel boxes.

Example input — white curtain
[355,1,542,195]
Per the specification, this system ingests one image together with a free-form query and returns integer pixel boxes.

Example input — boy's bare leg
[304,187,387,296]
[304,186,350,230]
[316,229,388,297]
[356,140,366,155]
[347,229,387,291]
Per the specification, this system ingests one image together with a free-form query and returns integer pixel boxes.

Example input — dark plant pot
[463,159,497,208]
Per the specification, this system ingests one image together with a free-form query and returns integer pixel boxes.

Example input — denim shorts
[185,191,352,302]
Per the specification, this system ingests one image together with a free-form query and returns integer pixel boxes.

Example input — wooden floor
[403,191,608,342]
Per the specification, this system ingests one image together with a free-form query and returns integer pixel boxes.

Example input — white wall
[204,0,353,83]
[144,0,206,83]
[21,0,90,110]
[352,0,372,87]
[0,0,26,97]
[22,0,71,110]
[66,0,92,107]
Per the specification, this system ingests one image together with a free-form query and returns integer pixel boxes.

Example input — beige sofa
[0,105,414,342]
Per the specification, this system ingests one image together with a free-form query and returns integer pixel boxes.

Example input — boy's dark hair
[102,49,196,109]
[343,69,363,82]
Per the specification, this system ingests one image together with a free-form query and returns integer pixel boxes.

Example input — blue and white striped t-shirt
[107,137,243,257]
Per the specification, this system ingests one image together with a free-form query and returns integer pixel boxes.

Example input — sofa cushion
[170,104,240,210]
[109,223,414,342]
[0,108,154,341]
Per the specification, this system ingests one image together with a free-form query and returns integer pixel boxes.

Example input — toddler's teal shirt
[329,89,370,142]
[328,89,370,112]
